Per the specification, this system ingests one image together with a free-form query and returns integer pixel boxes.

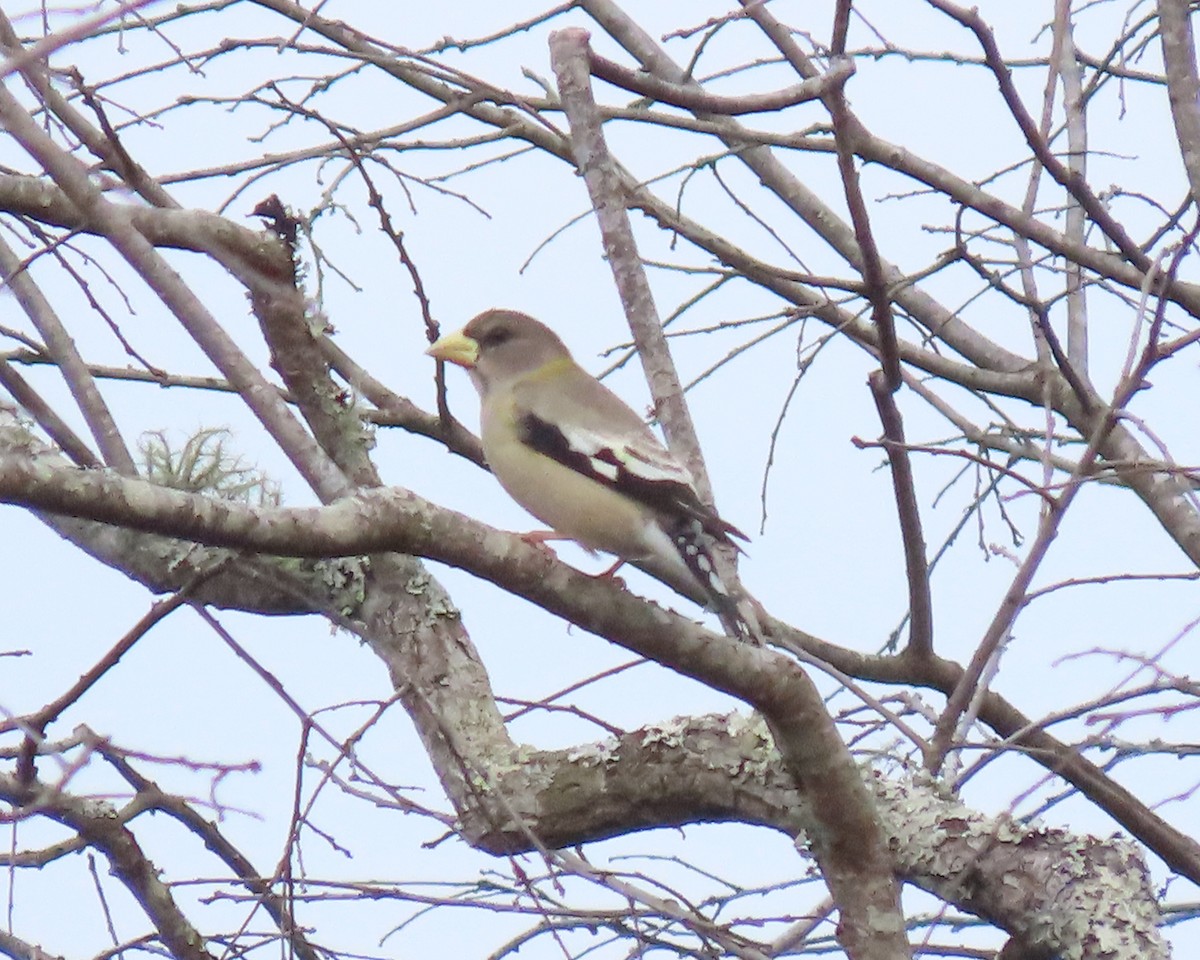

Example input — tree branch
[548,27,714,500]
[1157,0,1200,208]
[588,47,854,115]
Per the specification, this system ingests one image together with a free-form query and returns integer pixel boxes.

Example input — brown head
[426,309,573,394]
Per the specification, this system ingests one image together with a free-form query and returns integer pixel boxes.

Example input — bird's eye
[479,327,512,348]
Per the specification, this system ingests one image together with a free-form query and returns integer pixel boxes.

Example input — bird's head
[427,309,573,393]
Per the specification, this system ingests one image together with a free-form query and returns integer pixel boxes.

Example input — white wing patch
[558,422,696,489]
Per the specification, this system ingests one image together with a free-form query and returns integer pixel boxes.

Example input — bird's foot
[595,557,626,579]
[520,529,569,547]
[585,557,627,588]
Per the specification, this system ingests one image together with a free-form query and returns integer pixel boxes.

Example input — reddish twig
[866,370,933,658]
[926,216,1200,774]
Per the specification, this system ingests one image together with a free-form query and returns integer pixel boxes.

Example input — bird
[426,308,753,638]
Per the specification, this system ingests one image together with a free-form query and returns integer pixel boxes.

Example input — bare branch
[588,47,854,114]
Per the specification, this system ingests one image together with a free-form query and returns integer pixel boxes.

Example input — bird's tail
[636,518,762,642]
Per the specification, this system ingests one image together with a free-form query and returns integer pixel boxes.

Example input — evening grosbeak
[426,309,752,638]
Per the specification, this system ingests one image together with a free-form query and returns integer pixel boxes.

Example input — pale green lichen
[565,741,618,767]
[555,712,1165,959]
[404,571,432,596]
[401,570,460,622]
[721,711,777,776]
[868,766,1166,959]
[638,718,692,748]
[467,770,493,794]
[136,426,371,615]
[141,534,228,574]
[140,428,281,505]
[316,555,370,617]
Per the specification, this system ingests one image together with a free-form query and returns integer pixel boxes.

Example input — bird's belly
[484,437,652,557]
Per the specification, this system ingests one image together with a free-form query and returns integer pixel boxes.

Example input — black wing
[518,411,747,548]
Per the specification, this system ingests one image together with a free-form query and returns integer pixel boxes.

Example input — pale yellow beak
[425,329,479,368]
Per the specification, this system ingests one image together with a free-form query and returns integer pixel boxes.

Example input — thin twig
[866,370,933,658]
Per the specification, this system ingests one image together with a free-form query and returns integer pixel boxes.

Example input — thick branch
[0,402,908,960]
[549,44,903,956]
[1157,0,1200,206]
[0,174,293,279]
[549,27,714,500]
